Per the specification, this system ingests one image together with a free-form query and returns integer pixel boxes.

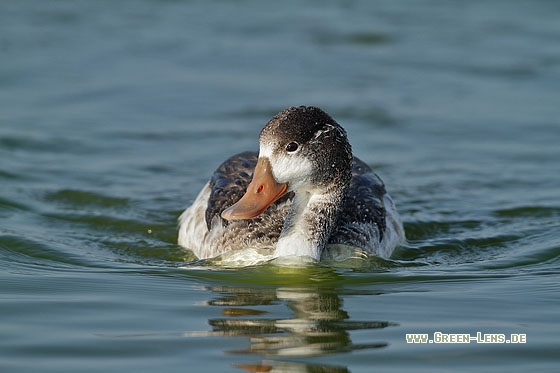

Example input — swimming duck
[178,106,404,261]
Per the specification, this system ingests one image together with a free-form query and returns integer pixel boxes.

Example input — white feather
[178,183,227,259]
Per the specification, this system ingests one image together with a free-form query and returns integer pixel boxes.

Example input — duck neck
[273,188,346,261]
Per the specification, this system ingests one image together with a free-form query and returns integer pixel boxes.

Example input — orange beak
[221,157,288,220]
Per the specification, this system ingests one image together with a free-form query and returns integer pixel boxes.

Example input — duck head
[222,106,353,220]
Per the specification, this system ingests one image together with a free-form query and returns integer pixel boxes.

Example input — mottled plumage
[178,106,404,262]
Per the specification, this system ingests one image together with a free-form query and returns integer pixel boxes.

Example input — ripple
[0,196,31,217]
[394,208,560,276]
[0,234,86,273]
[0,169,24,180]
[494,205,560,219]
[0,135,96,155]
[313,30,394,46]
[45,189,130,209]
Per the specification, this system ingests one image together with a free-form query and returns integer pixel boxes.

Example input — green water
[1,0,559,372]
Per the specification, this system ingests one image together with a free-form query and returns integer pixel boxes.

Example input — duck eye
[285,142,299,152]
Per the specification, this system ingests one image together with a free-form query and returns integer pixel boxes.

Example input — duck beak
[221,157,288,220]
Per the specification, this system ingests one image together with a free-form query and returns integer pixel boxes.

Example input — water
[1,0,559,371]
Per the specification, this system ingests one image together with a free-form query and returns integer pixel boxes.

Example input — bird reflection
[205,285,395,371]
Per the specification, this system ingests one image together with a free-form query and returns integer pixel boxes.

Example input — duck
[178,106,405,262]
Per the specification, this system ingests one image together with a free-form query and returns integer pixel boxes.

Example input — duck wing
[205,151,258,230]
[329,157,388,248]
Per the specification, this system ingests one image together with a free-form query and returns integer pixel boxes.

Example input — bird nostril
[257,185,264,193]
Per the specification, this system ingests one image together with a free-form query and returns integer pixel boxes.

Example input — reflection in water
[205,285,396,372]
[235,360,349,373]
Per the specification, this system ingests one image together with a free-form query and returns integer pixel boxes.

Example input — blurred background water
[1,0,559,372]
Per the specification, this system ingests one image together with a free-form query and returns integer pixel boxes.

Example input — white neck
[273,190,341,261]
